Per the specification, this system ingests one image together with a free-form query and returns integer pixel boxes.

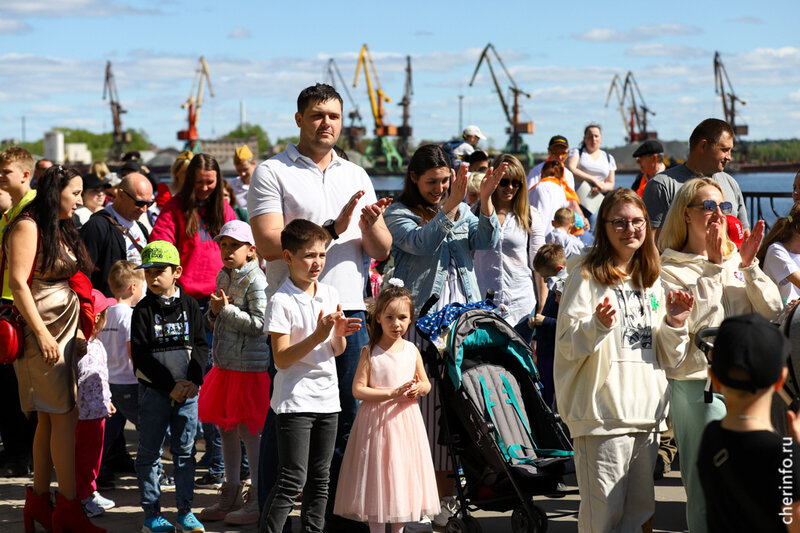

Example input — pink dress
[334,339,440,523]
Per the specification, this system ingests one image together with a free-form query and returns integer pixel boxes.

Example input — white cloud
[0,0,158,17]
[228,27,250,39]
[626,44,707,58]
[790,90,800,102]
[574,23,702,43]
[0,19,30,34]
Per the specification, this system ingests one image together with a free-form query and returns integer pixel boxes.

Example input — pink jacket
[150,196,236,300]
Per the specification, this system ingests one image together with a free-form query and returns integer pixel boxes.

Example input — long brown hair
[757,202,800,265]
[581,188,660,289]
[395,144,451,223]
[367,284,415,354]
[178,153,226,238]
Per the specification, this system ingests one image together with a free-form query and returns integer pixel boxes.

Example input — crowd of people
[1,82,800,533]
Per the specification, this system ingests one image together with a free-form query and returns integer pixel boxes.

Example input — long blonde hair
[657,177,736,257]
[490,154,531,234]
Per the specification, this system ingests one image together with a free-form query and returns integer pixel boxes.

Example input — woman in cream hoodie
[658,177,782,533]
[555,188,694,532]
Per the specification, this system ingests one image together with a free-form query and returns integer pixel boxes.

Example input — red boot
[51,492,106,533]
[23,486,53,533]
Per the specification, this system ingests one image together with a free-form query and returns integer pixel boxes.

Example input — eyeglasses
[606,218,647,232]
[122,189,154,208]
[689,200,733,215]
[498,179,523,189]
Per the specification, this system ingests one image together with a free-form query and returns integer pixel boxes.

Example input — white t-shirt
[763,242,800,303]
[229,177,250,211]
[546,227,585,259]
[529,180,569,236]
[105,205,146,265]
[526,161,575,191]
[568,148,617,184]
[248,144,377,310]
[264,279,341,415]
[98,303,138,385]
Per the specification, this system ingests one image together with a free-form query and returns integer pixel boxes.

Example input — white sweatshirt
[659,249,782,381]
[555,269,689,438]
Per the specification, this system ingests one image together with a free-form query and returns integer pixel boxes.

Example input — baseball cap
[91,289,117,315]
[711,313,788,392]
[548,135,569,149]
[214,220,255,246]
[137,240,181,269]
[632,140,664,158]
[463,125,486,140]
[726,215,744,248]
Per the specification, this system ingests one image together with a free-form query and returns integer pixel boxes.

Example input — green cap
[136,240,180,269]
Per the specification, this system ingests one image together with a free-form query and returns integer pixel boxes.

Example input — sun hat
[214,220,255,246]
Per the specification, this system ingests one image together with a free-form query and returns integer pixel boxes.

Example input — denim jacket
[384,201,499,315]
[207,260,269,372]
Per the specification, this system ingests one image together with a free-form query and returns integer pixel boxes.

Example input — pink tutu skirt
[198,367,270,434]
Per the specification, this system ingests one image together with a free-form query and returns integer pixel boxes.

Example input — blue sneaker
[176,511,205,532]
[143,512,176,533]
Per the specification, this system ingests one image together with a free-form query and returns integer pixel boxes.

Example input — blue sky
[1,0,798,154]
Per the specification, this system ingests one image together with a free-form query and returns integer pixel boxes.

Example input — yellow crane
[353,44,402,171]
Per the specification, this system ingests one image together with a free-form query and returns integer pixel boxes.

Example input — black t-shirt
[698,419,800,532]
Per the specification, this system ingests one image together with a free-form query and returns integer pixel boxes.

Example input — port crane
[469,43,534,157]
[605,71,657,143]
[714,51,748,140]
[397,56,413,158]
[353,44,402,171]
[102,61,130,161]
[324,58,366,150]
[177,56,214,153]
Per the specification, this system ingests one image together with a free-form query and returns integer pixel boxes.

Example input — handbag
[0,235,39,364]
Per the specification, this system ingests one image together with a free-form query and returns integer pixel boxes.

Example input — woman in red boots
[4,166,105,533]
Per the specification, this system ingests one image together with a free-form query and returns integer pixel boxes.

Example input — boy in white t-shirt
[262,219,362,533]
[97,260,145,489]
[545,207,585,259]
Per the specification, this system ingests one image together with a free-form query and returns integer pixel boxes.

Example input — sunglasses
[689,200,733,215]
[122,189,154,208]
[607,218,647,232]
[498,179,523,189]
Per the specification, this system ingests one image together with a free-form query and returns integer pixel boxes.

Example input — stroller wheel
[511,504,547,533]
[445,516,481,533]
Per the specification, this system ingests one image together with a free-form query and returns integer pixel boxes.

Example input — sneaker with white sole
[142,512,176,533]
[432,496,459,527]
[91,491,116,510]
[176,510,205,532]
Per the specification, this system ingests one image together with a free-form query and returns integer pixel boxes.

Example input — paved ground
[0,425,689,532]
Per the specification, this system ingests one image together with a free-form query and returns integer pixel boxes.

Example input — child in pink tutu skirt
[198,220,269,525]
[334,280,440,533]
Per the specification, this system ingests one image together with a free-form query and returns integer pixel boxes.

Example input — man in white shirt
[248,83,391,532]
[527,135,575,190]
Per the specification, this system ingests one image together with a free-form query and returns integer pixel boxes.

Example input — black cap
[711,313,787,392]
[548,135,568,149]
[120,160,141,174]
[632,140,664,158]
[81,173,108,191]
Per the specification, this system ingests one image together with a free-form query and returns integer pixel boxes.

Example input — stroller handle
[419,294,440,318]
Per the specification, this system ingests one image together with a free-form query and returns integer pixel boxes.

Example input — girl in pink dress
[334,281,440,533]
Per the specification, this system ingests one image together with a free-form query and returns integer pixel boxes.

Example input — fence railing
[742,191,793,230]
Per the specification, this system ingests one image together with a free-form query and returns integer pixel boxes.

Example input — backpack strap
[96,211,144,253]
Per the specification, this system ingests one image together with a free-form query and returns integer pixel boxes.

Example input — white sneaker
[432,496,459,527]
[92,491,116,510]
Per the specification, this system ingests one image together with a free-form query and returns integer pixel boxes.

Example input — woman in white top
[566,124,617,224]
[758,202,800,304]
[473,154,545,330]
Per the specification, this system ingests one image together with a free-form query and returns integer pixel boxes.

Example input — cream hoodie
[659,249,782,381]
[555,269,689,438]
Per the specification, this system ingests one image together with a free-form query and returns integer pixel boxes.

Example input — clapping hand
[210,289,228,316]
[335,190,366,236]
[315,308,343,341]
[442,165,469,215]
[405,376,423,400]
[359,197,392,231]
[665,290,694,328]
[333,304,362,337]
[739,219,764,268]
[706,215,725,265]
[595,297,616,328]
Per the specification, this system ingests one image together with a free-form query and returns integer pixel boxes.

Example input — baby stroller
[416,295,574,533]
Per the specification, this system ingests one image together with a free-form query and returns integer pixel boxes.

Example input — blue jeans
[135,384,198,514]
[102,383,139,463]
[262,412,338,533]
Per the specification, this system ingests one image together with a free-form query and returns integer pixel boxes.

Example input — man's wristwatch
[323,219,339,240]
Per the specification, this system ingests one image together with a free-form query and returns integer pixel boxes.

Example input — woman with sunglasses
[472,154,545,334]
[657,177,782,533]
[151,153,236,304]
[556,188,694,532]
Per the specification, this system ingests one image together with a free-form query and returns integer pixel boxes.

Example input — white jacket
[555,269,688,438]
[660,249,782,381]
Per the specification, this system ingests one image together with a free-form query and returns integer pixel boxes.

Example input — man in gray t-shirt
[642,118,748,232]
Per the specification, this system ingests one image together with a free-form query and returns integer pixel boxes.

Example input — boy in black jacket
[131,241,207,533]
